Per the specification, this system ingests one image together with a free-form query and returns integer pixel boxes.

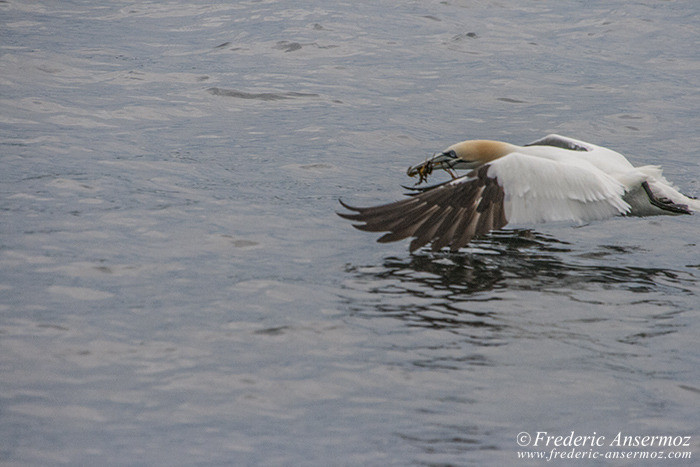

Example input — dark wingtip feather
[336,211,363,221]
[338,198,361,212]
[338,167,507,252]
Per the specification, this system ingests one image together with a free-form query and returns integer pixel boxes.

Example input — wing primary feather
[477,183,499,213]
[348,200,429,231]
[376,204,440,242]
[475,202,496,237]
[492,189,507,229]
[430,206,467,251]
[348,183,454,219]
[450,189,483,250]
[408,206,455,252]
[401,180,451,194]
[338,164,508,251]
[339,196,418,218]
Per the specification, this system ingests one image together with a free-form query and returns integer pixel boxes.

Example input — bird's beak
[407,150,479,182]
[407,151,453,178]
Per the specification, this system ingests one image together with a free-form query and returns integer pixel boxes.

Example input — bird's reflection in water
[342,229,694,337]
[342,230,696,457]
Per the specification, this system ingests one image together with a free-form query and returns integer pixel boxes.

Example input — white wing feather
[487,152,631,225]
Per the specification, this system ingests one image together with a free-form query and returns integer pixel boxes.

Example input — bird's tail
[636,165,700,212]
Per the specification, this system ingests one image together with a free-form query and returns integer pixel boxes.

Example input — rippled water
[1,0,699,465]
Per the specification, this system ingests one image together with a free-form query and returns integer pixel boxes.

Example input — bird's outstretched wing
[339,149,634,252]
[338,165,506,252]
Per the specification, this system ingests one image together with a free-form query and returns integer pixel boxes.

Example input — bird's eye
[446,150,457,158]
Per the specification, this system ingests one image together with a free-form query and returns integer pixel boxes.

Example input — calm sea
[1,0,698,465]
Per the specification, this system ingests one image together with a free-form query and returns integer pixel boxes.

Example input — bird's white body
[340,134,698,252]
[483,136,699,225]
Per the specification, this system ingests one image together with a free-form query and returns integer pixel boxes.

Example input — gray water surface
[1,1,699,465]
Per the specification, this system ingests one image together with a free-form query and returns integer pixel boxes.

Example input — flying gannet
[338,134,699,252]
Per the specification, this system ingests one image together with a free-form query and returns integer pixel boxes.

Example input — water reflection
[342,229,694,332]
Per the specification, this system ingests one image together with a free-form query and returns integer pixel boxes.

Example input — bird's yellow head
[407,139,516,183]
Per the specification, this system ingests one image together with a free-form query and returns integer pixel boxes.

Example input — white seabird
[338,134,699,252]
